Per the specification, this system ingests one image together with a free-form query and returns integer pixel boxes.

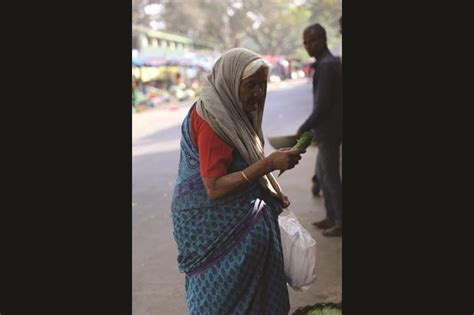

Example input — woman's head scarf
[196,48,283,198]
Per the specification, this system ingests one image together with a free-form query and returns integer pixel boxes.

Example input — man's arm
[298,62,336,135]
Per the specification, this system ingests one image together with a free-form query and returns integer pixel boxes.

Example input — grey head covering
[196,48,283,199]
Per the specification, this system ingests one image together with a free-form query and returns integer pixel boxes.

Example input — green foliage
[307,305,342,315]
[133,0,341,57]
[292,132,313,150]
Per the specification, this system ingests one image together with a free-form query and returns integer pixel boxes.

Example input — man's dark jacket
[300,48,342,142]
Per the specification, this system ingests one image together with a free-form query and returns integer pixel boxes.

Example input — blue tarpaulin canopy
[132,57,146,67]
[133,56,213,71]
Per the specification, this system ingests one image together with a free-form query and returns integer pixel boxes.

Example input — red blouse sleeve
[190,107,233,178]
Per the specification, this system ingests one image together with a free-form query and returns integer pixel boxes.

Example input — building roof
[132,24,217,50]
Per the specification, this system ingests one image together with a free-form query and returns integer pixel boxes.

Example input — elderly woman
[171,48,304,314]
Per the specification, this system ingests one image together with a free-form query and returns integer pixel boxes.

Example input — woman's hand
[267,148,305,171]
[280,194,290,208]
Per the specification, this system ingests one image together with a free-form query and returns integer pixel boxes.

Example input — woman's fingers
[269,149,305,171]
[288,155,301,167]
[280,195,290,208]
[288,148,306,155]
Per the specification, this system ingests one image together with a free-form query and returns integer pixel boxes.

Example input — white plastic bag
[278,209,317,291]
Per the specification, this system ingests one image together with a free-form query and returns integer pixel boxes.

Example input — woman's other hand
[280,194,290,208]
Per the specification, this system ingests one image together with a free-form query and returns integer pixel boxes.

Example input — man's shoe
[322,226,342,237]
[312,218,335,229]
[312,182,321,196]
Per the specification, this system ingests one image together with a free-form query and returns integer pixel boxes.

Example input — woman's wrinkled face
[239,67,267,113]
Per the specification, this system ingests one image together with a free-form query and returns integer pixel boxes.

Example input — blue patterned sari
[171,107,290,314]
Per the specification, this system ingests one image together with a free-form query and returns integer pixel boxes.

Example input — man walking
[297,23,342,237]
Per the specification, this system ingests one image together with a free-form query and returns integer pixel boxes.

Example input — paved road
[132,79,341,314]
